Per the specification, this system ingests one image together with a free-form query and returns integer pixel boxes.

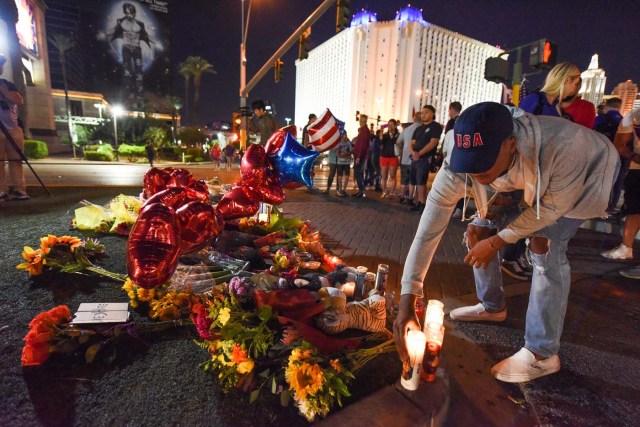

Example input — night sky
[171,0,640,125]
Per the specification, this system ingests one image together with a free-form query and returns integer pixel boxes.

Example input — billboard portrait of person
[98,2,156,105]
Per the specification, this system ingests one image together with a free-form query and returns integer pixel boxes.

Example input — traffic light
[530,39,557,70]
[274,59,283,83]
[232,112,241,133]
[299,28,311,60]
[336,0,351,32]
[484,56,509,83]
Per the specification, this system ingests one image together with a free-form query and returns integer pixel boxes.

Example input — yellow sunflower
[286,362,324,400]
[57,236,83,251]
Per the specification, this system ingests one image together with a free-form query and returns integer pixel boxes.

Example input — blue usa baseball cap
[450,102,514,174]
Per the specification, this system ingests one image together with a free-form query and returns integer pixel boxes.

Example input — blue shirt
[519,92,560,117]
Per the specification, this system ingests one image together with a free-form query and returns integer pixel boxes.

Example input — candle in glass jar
[400,330,427,391]
[421,322,445,382]
[340,282,355,298]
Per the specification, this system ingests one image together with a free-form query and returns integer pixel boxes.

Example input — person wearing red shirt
[562,97,596,129]
[352,114,370,197]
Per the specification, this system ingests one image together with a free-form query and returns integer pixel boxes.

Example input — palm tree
[181,56,216,125]
[178,62,192,125]
[49,33,76,157]
[165,95,182,143]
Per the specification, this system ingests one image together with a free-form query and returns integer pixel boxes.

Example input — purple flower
[229,276,255,296]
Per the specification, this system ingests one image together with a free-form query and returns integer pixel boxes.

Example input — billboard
[92,0,171,110]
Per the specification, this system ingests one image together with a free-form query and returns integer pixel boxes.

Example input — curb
[318,367,449,427]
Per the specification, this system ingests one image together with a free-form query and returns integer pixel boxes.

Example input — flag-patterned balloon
[308,108,343,153]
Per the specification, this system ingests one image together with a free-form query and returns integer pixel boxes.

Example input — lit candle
[424,299,445,326]
[400,330,427,391]
[340,282,355,298]
[421,322,445,382]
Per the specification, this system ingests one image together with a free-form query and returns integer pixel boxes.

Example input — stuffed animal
[315,287,387,334]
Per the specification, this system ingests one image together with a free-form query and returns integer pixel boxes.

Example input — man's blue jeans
[470,213,583,357]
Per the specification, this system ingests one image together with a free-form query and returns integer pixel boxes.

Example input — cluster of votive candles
[401,299,445,391]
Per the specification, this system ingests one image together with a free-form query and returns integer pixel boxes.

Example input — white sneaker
[600,244,633,260]
[449,303,507,322]
[620,266,640,279]
[491,347,560,383]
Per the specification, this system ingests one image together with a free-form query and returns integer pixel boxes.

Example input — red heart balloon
[240,144,267,185]
[265,125,297,155]
[176,201,224,253]
[127,203,181,289]
[143,186,209,210]
[216,185,260,220]
[143,167,172,198]
[188,180,210,200]
[168,168,195,188]
[248,167,285,205]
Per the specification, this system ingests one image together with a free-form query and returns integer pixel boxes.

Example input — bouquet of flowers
[21,305,189,367]
[122,278,195,321]
[17,235,126,282]
[283,337,395,421]
[72,194,143,235]
[195,293,276,392]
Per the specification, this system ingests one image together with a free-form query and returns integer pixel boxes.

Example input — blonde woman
[519,62,583,119]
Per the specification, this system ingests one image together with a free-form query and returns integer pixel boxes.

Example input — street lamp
[239,0,254,150]
[112,105,123,161]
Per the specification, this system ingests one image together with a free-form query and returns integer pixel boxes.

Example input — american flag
[308,109,343,152]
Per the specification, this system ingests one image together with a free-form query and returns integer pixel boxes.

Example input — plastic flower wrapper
[228,276,255,296]
[72,195,142,235]
[22,305,190,367]
[16,235,126,282]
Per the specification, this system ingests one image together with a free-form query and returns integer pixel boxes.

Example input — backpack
[595,112,622,142]
[532,91,574,122]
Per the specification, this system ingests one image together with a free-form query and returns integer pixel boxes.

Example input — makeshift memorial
[16,235,126,281]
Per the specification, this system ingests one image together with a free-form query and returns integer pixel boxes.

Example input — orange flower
[21,342,51,366]
[21,305,71,367]
[16,246,45,276]
[57,236,83,251]
[230,343,248,364]
[39,235,58,254]
[286,362,324,400]
[330,359,341,372]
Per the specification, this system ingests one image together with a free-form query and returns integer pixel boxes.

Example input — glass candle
[421,322,445,382]
[400,330,428,391]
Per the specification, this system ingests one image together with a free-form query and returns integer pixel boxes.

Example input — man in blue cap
[393,102,619,382]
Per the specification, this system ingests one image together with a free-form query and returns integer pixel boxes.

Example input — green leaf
[280,389,290,407]
[85,343,102,363]
[258,305,273,322]
[271,376,277,394]
[258,369,270,378]
[249,389,260,404]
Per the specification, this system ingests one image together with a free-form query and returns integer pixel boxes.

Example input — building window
[70,100,83,116]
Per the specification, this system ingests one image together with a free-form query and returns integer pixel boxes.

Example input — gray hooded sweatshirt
[401,111,619,297]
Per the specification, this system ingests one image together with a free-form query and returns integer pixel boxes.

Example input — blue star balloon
[269,133,319,188]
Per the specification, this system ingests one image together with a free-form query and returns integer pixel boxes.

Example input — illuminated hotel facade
[579,54,607,108]
[0,0,60,149]
[295,7,503,136]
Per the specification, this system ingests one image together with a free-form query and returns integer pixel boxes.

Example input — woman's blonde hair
[540,62,580,100]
